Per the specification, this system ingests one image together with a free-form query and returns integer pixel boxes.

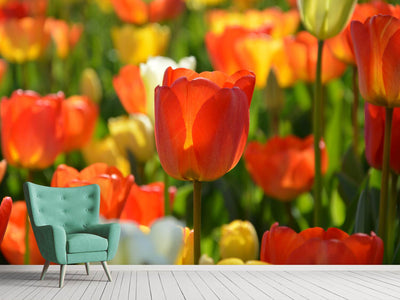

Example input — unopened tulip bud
[219,220,259,262]
[297,0,357,40]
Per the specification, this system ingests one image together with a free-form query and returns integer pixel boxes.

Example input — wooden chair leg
[59,264,67,288]
[101,261,112,282]
[40,260,50,280]
[85,262,90,275]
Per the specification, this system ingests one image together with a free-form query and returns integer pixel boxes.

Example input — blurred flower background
[0,0,398,265]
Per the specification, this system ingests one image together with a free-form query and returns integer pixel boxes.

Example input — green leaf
[354,176,380,234]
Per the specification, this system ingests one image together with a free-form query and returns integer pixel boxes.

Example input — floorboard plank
[78,270,106,300]
[172,271,205,300]
[185,271,219,300]
[158,271,185,300]
[259,270,331,300]
[196,270,238,300]
[136,271,151,300]
[116,271,133,300]
[148,271,166,300]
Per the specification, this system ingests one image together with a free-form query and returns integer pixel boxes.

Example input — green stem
[387,171,398,263]
[24,169,34,265]
[352,66,360,155]
[285,202,295,229]
[24,214,30,265]
[193,180,202,265]
[378,107,393,253]
[313,39,324,227]
[164,172,170,216]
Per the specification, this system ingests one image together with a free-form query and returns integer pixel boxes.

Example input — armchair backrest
[23,182,101,234]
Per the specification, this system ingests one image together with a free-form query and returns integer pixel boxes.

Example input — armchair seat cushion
[67,233,108,254]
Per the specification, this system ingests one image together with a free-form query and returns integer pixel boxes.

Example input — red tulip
[51,163,135,220]
[62,95,98,152]
[365,103,400,173]
[351,15,400,107]
[0,197,12,245]
[244,135,328,201]
[120,182,177,226]
[0,0,47,20]
[113,64,147,115]
[327,1,399,65]
[155,67,255,181]
[1,200,44,265]
[260,223,383,264]
[1,90,64,169]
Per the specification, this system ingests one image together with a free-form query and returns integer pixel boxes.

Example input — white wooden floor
[1,265,400,299]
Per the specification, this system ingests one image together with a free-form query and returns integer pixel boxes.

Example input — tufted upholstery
[23,182,120,266]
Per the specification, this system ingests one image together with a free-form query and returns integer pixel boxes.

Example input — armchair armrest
[35,225,67,265]
[85,223,121,260]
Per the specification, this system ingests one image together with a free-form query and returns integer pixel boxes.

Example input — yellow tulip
[111,23,170,65]
[80,68,102,103]
[108,114,155,163]
[219,220,259,262]
[297,0,357,40]
[175,227,194,265]
[82,136,131,176]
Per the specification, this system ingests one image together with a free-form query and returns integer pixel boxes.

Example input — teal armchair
[23,182,121,288]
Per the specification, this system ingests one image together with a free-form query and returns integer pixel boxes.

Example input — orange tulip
[206,26,277,88]
[1,90,64,170]
[113,64,147,114]
[51,163,135,220]
[0,196,12,245]
[45,18,83,59]
[280,31,347,85]
[244,135,328,201]
[0,17,50,63]
[120,182,176,226]
[351,15,400,107]
[62,95,98,152]
[155,67,255,181]
[112,0,185,25]
[327,1,399,65]
[1,201,44,265]
[260,223,383,264]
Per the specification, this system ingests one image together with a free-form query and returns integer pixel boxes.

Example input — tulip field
[1,0,400,266]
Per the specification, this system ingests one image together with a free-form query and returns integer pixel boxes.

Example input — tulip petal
[155,77,221,180]
[0,197,12,245]
[113,65,147,114]
[1,201,44,264]
[260,223,305,264]
[193,88,249,181]
[162,67,198,86]
[120,182,166,226]
[382,28,400,106]
[226,70,256,106]
[343,233,383,264]
[287,239,357,264]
